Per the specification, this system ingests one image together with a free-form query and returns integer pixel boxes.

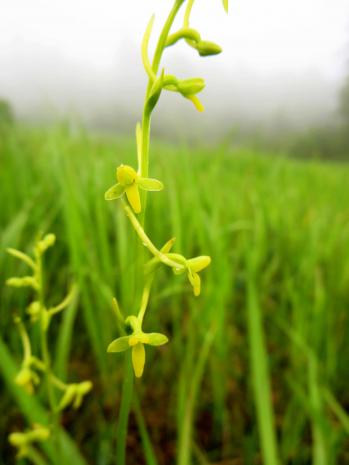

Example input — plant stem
[140,0,185,223]
[151,0,185,75]
[37,253,61,462]
[116,3,187,465]
[25,446,49,465]
[183,0,195,28]
[137,275,154,325]
[115,353,134,465]
[122,201,186,271]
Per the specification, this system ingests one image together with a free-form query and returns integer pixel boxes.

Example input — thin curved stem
[36,254,61,462]
[183,0,195,28]
[122,201,186,271]
[137,275,154,325]
[152,0,185,75]
[140,0,185,222]
[25,446,49,465]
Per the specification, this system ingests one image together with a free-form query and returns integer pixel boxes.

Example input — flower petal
[186,95,204,112]
[188,270,201,296]
[117,165,137,185]
[132,343,145,378]
[125,183,141,213]
[107,336,131,352]
[58,385,76,411]
[186,256,211,273]
[137,177,164,191]
[104,183,125,201]
[145,333,169,346]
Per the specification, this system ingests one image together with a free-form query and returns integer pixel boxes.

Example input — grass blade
[247,275,279,465]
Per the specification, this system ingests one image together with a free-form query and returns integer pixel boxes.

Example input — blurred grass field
[1,123,349,465]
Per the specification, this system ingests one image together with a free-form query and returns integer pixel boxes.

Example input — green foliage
[1,124,349,464]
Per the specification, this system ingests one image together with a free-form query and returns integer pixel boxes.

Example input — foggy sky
[1,0,348,134]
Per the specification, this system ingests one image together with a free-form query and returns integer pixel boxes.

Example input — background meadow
[1,0,349,463]
[1,120,349,464]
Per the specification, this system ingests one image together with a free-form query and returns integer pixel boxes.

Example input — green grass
[1,123,349,464]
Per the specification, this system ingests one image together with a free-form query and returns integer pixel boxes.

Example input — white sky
[0,0,348,124]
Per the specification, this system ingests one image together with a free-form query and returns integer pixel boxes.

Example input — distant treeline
[229,75,349,162]
[229,123,349,162]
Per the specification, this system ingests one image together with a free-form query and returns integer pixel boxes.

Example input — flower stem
[151,0,185,75]
[140,0,185,224]
[115,3,188,465]
[37,253,61,460]
[137,275,154,325]
[25,446,49,465]
[122,200,185,271]
[115,352,134,465]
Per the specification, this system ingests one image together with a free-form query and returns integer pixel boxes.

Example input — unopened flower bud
[36,234,56,254]
[8,432,26,447]
[27,301,42,321]
[6,276,38,289]
[15,368,32,387]
[196,40,222,56]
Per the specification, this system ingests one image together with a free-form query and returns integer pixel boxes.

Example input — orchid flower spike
[105,164,163,214]
[107,315,168,378]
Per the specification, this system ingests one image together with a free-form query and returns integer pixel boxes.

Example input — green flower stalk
[104,0,227,371]
[103,0,227,462]
[6,234,92,463]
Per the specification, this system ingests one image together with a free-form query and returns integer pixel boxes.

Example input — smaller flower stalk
[6,234,92,462]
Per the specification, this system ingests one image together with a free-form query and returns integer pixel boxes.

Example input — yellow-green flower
[15,366,40,395]
[9,425,50,459]
[185,255,211,296]
[145,238,211,296]
[166,253,211,296]
[105,164,163,214]
[107,316,168,378]
[58,380,93,411]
